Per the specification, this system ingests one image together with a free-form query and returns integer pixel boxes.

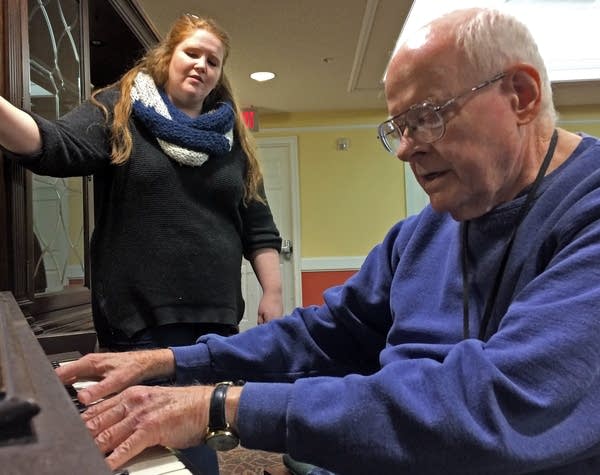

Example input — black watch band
[209,382,230,430]
[204,381,242,451]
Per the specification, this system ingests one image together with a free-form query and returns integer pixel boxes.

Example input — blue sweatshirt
[173,135,600,474]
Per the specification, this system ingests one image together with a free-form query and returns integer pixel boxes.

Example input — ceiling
[94,0,600,115]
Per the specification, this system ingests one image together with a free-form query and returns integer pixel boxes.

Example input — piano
[0,292,194,475]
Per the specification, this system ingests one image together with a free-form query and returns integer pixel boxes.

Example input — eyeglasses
[377,72,506,154]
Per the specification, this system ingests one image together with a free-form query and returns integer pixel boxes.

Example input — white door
[239,136,301,332]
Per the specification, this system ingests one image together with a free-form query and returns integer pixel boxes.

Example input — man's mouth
[422,171,446,182]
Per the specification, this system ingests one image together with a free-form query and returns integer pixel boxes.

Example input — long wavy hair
[91,14,264,204]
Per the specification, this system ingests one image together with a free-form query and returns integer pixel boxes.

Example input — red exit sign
[242,109,259,132]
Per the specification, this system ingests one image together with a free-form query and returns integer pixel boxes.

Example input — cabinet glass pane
[28,0,86,294]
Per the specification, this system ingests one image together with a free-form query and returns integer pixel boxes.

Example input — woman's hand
[250,248,284,324]
[257,291,284,324]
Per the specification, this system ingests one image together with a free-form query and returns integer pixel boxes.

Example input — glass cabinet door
[28,0,90,297]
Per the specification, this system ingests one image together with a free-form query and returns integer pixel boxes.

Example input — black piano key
[51,360,88,412]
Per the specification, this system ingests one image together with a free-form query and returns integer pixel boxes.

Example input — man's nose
[395,132,418,162]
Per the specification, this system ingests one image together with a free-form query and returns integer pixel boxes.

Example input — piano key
[122,446,190,475]
[72,379,102,391]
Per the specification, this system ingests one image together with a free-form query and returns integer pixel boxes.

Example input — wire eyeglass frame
[377,72,506,154]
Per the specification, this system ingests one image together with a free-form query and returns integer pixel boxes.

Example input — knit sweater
[12,90,281,345]
[172,135,600,474]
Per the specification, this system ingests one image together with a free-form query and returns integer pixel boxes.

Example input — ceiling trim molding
[347,0,380,93]
[108,0,160,49]
[258,123,379,134]
[557,118,600,125]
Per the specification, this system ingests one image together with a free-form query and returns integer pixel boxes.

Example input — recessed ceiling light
[250,71,276,82]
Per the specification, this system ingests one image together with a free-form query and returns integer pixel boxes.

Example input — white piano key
[122,446,191,475]
[127,459,186,475]
[72,379,99,390]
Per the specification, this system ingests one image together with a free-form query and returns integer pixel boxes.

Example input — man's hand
[55,349,175,405]
[82,385,212,470]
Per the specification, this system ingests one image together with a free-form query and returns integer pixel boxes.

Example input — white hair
[451,8,556,123]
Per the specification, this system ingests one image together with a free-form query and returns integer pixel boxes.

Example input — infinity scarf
[131,72,234,166]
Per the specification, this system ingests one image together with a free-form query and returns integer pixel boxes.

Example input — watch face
[205,431,239,451]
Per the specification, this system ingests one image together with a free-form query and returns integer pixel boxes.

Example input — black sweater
[13,90,281,344]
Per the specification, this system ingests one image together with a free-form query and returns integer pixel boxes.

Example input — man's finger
[91,402,140,454]
[104,429,155,470]
[54,357,98,383]
[81,393,122,423]
[77,377,124,406]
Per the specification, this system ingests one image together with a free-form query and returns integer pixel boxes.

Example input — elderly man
[57,8,600,474]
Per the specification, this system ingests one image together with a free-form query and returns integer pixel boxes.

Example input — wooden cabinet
[0,0,158,333]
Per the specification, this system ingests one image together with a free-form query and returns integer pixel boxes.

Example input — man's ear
[507,65,542,125]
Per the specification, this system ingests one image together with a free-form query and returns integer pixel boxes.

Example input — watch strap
[208,381,231,431]
[205,381,244,451]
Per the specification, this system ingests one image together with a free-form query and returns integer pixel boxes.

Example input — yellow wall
[256,110,406,257]
[256,105,600,260]
[557,104,600,136]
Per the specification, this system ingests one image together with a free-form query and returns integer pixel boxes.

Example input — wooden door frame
[1,0,31,300]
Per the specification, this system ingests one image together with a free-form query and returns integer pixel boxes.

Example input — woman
[0,14,282,472]
[0,14,283,349]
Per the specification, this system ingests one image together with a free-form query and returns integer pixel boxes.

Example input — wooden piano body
[0,292,194,475]
[0,291,111,474]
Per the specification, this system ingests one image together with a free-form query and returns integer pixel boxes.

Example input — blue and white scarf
[131,72,234,167]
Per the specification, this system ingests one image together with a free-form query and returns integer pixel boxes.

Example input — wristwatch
[204,381,241,451]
